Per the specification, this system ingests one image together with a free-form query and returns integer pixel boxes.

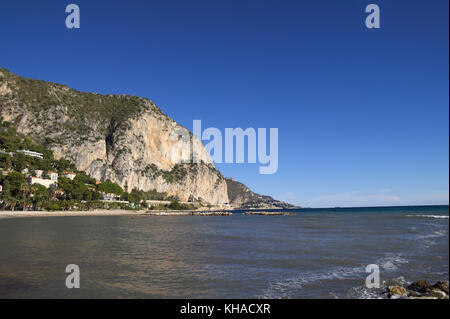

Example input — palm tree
[5,196,18,211]
[20,183,30,211]
[37,199,48,211]
[30,184,39,195]
[30,184,39,210]
[24,198,33,211]
[1,195,7,210]
[1,196,9,210]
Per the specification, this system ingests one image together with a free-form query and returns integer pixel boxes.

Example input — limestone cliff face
[0,68,228,205]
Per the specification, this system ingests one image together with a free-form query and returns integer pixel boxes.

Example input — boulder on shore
[384,280,449,299]
[432,281,449,294]
[387,286,408,296]
[429,289,448,299]
[407,280,433,293]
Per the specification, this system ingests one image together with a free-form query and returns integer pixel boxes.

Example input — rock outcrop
[387,285,408,296]
[384,280,449,299]
[0,68,228,205]
[407,280,433,294]
[433,281,449,294]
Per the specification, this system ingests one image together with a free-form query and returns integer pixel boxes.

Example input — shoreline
[384,280,449,299]
[0,209,147,219]
[0,209,236,219]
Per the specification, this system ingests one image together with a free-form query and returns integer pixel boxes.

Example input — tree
[54,158,76,172]
[2,179,10,197]
[13,153,26,172]
[5,156,12,170]
[91,191,101,201]
[31,184,48,210]
[20,182,29,211]
[4,171,26,198]
[47,201,59,211]
[5,196,18,211]
[74,173,96,185]
[48,187,56,201]
[97,180,124,196]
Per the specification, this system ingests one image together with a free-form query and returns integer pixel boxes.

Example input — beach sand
[0,209,234,219]
[0,209,146,219]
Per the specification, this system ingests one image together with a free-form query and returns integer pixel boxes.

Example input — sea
[0,205,448,298]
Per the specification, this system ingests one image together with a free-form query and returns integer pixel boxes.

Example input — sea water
[0,205,448,298]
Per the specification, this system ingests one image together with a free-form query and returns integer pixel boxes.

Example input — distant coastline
[1,204,448,220]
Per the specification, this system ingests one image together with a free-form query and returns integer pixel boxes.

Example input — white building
[146,200,172,206]
[102,193,120,201]
[0,150,14,156]
[28,176,57,189]
[62,172,76,180]
[48,171,58,181]
[16,150,43,159]
[35,170,43,178]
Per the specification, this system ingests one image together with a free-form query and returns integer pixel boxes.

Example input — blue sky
[1,0,448,207]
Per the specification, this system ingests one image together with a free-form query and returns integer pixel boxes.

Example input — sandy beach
[0,209,234,219]
[0,209,147,219]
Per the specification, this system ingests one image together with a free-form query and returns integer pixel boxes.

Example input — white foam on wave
[260,216,448,299]
[376,254,409,271]
[259,253,408,299]
[259,265,366,298]
[346,276,410,299]
[419,230,447,239]
[405,214,449,219]
[414,227,448,250]
[345,286,383,299]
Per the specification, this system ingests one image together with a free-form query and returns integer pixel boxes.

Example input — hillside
[0,121,197,211]
[0,68,300,209]
[226,178,299,209]
[0,68,227,205]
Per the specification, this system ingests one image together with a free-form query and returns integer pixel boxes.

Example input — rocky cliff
[0,68,228,205]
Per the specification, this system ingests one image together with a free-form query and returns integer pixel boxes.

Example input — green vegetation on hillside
[0,69,222,211]
[0,121,195,211]
[0,67,165,145]
[142,163,188,183]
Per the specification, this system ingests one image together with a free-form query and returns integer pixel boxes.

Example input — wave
[346,276,409,299]
[258,253,408,299]
[376,254,409,271]
[414,228,448,251]
[259,266,364,298]
[405,214,449,219]
[259,214,448,299]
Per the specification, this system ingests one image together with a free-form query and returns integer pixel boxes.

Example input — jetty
[144,211,233,216]
[243,211,296,216]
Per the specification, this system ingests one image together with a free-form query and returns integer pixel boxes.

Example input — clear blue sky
[1,0,448,207]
